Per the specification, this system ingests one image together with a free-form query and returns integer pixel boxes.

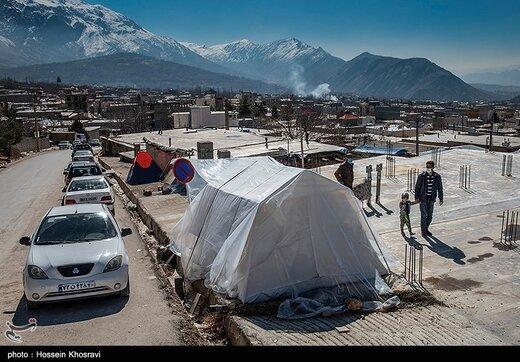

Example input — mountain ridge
[0,0,225,72]
[0,0,499,101]
[1,52,287,93]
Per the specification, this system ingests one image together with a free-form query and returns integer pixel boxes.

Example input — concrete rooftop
[401,130,520,150]
[316,147,520,343]
[112,128,345,159]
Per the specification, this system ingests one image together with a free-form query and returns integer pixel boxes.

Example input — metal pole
[415,119,420,156]
[513,211,520,242]
[501,211,505,243]
[505,210,510,243]
[404,244,408,279]
[300,130,305,169]
[468,165,471,189]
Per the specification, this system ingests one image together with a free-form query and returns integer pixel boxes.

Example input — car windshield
[70,166,102,178]
[68,178,108,192]
[35,212,117,244]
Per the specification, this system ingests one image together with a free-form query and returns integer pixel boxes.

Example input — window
[36,213,117,244]
[68,178,108,192]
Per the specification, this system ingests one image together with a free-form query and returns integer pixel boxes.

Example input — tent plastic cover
[170,157,398,318]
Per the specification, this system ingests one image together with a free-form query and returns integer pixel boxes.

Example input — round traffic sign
[173,158,195,184]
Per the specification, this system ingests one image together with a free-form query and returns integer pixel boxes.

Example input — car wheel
[120,280,130,297]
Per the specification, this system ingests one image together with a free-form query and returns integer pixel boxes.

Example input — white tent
[170,157,394,303]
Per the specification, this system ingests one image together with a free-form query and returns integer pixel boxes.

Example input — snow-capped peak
[183,37,327,64]
[0,0,217,69]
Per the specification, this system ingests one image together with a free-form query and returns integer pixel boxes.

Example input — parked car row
[19,137,131,309]
[55,138,100,149]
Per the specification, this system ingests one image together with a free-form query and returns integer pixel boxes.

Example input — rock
[345,298,363,311]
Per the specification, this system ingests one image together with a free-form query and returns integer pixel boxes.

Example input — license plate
[58,281,95,292]
[80,197,97,202]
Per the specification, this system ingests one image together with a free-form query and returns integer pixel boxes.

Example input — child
[399,193,418,237]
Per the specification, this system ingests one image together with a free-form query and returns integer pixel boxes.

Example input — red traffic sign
[172,158,195,184]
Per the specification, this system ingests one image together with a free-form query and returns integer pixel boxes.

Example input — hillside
[1,53,287,93]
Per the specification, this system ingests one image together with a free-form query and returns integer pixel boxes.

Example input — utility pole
[224,99,230,130]
[300,127,305,169]
[490,112,498,152]
[415,118,420,156]
[33,93,40,152]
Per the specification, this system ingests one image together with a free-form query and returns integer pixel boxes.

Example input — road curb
[98,156,253,346]
[98,156,207,345]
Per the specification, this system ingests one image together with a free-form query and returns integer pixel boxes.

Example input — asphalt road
[0,150,185,345]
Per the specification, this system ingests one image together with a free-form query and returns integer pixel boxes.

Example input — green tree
[238,96,251,118]
[271,105,279,119]
[0,102,23,159]
[251,103,266,119]
[69,120,85,134]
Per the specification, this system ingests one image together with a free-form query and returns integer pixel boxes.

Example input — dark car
[63,161,104,189]
[58,141,72,150]
[73,143,93,152]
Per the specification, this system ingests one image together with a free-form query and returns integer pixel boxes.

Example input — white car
[63,176,115,214]
[72,150,94,162]
[20,204,132,309]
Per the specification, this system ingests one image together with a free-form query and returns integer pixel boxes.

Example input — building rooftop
[113,128,346,158]
[401,130,520,151]
[314,147,520,343]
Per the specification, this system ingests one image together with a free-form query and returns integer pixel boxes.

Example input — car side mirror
[121,228,132,237]
[19,236,31,246]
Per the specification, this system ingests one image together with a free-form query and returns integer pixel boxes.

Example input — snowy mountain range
[184,38,493,101]
[182,38,347,94]
[0,0,497,101]
[0,0,223,72]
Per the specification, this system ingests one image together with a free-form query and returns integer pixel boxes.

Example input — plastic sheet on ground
[277,276,399,319]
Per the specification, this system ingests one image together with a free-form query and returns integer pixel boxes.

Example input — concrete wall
[13,137,51,153]
[190,106,212,128]
[172,112,190,129]
[85,127,100,140]
[101,136,134,157]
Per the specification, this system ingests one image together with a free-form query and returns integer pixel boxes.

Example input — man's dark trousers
[420,198,435,234]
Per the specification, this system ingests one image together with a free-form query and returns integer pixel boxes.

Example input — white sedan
[62,175,115,214]
[20,204,132,309]
[72,150,94,162]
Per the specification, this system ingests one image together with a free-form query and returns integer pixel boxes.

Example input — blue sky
[87,0,520,75]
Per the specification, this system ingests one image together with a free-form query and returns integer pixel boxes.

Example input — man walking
[415,160,443,237]
[334,154,354,189]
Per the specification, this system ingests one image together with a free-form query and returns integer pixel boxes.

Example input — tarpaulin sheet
[170,157,395,304]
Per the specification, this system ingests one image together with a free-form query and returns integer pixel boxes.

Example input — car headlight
[103,255,122,273]
[28,265,48,279]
